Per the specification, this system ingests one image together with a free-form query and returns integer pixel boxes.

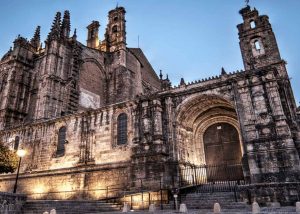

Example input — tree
[0,143,18,173]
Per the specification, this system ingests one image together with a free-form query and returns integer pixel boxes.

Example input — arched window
[252,38,265,56]
[250,21,256,29]
[254,40,261,50]
[14,136,20,151]
[113,16,118,22]
[56,126,67,156]
[117,113,128,145]
[112,25,118,33]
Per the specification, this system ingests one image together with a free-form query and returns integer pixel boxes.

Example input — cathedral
[0,4,300,205]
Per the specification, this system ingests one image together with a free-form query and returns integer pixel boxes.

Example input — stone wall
[0,101,136,172]
[239,182,300,206]
[0,163,129,200]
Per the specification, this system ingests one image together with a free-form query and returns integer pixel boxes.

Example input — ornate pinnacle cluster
[47,10,72,42]
[30,26,41,49]
[47,12,62,41]
[61,10,71,38]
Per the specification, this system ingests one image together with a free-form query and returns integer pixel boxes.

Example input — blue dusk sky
[0,0,299,105]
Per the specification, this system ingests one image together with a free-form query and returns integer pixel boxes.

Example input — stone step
[184,196,237,200]
[179,191,250,210]
[22,200,122,214]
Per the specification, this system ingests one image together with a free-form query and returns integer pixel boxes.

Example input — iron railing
[179,163,245,187]
[26,177,170,210]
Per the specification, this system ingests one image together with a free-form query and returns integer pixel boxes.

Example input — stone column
[132,105,140,144]
[141,100,151,143]
[152,99,163,144]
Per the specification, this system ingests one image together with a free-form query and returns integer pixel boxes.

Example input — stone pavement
[104,207,299,214]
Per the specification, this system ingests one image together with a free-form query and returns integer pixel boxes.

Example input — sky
[0,0,299,104]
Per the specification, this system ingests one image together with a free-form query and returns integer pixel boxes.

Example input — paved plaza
[104,207,299,214]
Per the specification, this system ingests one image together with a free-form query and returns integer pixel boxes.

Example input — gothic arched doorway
[203,122,243,181]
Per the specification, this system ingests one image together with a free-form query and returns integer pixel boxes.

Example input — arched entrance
[175,94,245,184]
[203,122,243,181]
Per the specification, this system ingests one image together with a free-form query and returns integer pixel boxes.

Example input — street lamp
[13,148,26,194]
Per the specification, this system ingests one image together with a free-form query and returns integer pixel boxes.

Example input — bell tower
[237,6,282,71]
[101,6,126,52]
[237,5,300,182]
[87,21,100,49]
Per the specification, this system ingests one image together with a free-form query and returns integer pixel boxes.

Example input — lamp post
[13,148,26,194]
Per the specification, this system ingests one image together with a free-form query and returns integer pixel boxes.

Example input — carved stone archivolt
[175,93,243,166]
[176,94,234,129]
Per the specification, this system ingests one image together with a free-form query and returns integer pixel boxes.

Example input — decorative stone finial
[61,10,71,38]
[159,70,163,80]
[47,12,62,41]
[180,78,186,86]
[221,67,227,75]
[72,28,77,40]
[30,26,41,49]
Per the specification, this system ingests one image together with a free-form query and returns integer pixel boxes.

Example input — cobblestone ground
[104,207,298,214]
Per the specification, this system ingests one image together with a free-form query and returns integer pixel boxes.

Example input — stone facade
[0,5,299,202]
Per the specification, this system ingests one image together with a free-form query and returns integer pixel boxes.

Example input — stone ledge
[0,161,130,181]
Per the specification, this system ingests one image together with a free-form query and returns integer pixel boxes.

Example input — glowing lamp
[16,149,26,157]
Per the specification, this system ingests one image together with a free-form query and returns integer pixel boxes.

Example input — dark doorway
[203,123,243,181]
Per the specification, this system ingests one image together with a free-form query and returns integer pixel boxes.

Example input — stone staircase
[180,192,251,211]
[22,200,122,214]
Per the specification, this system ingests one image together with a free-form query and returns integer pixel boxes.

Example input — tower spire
[61,10,71,38]
[30,26,41,49]
[47,12,62,41]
